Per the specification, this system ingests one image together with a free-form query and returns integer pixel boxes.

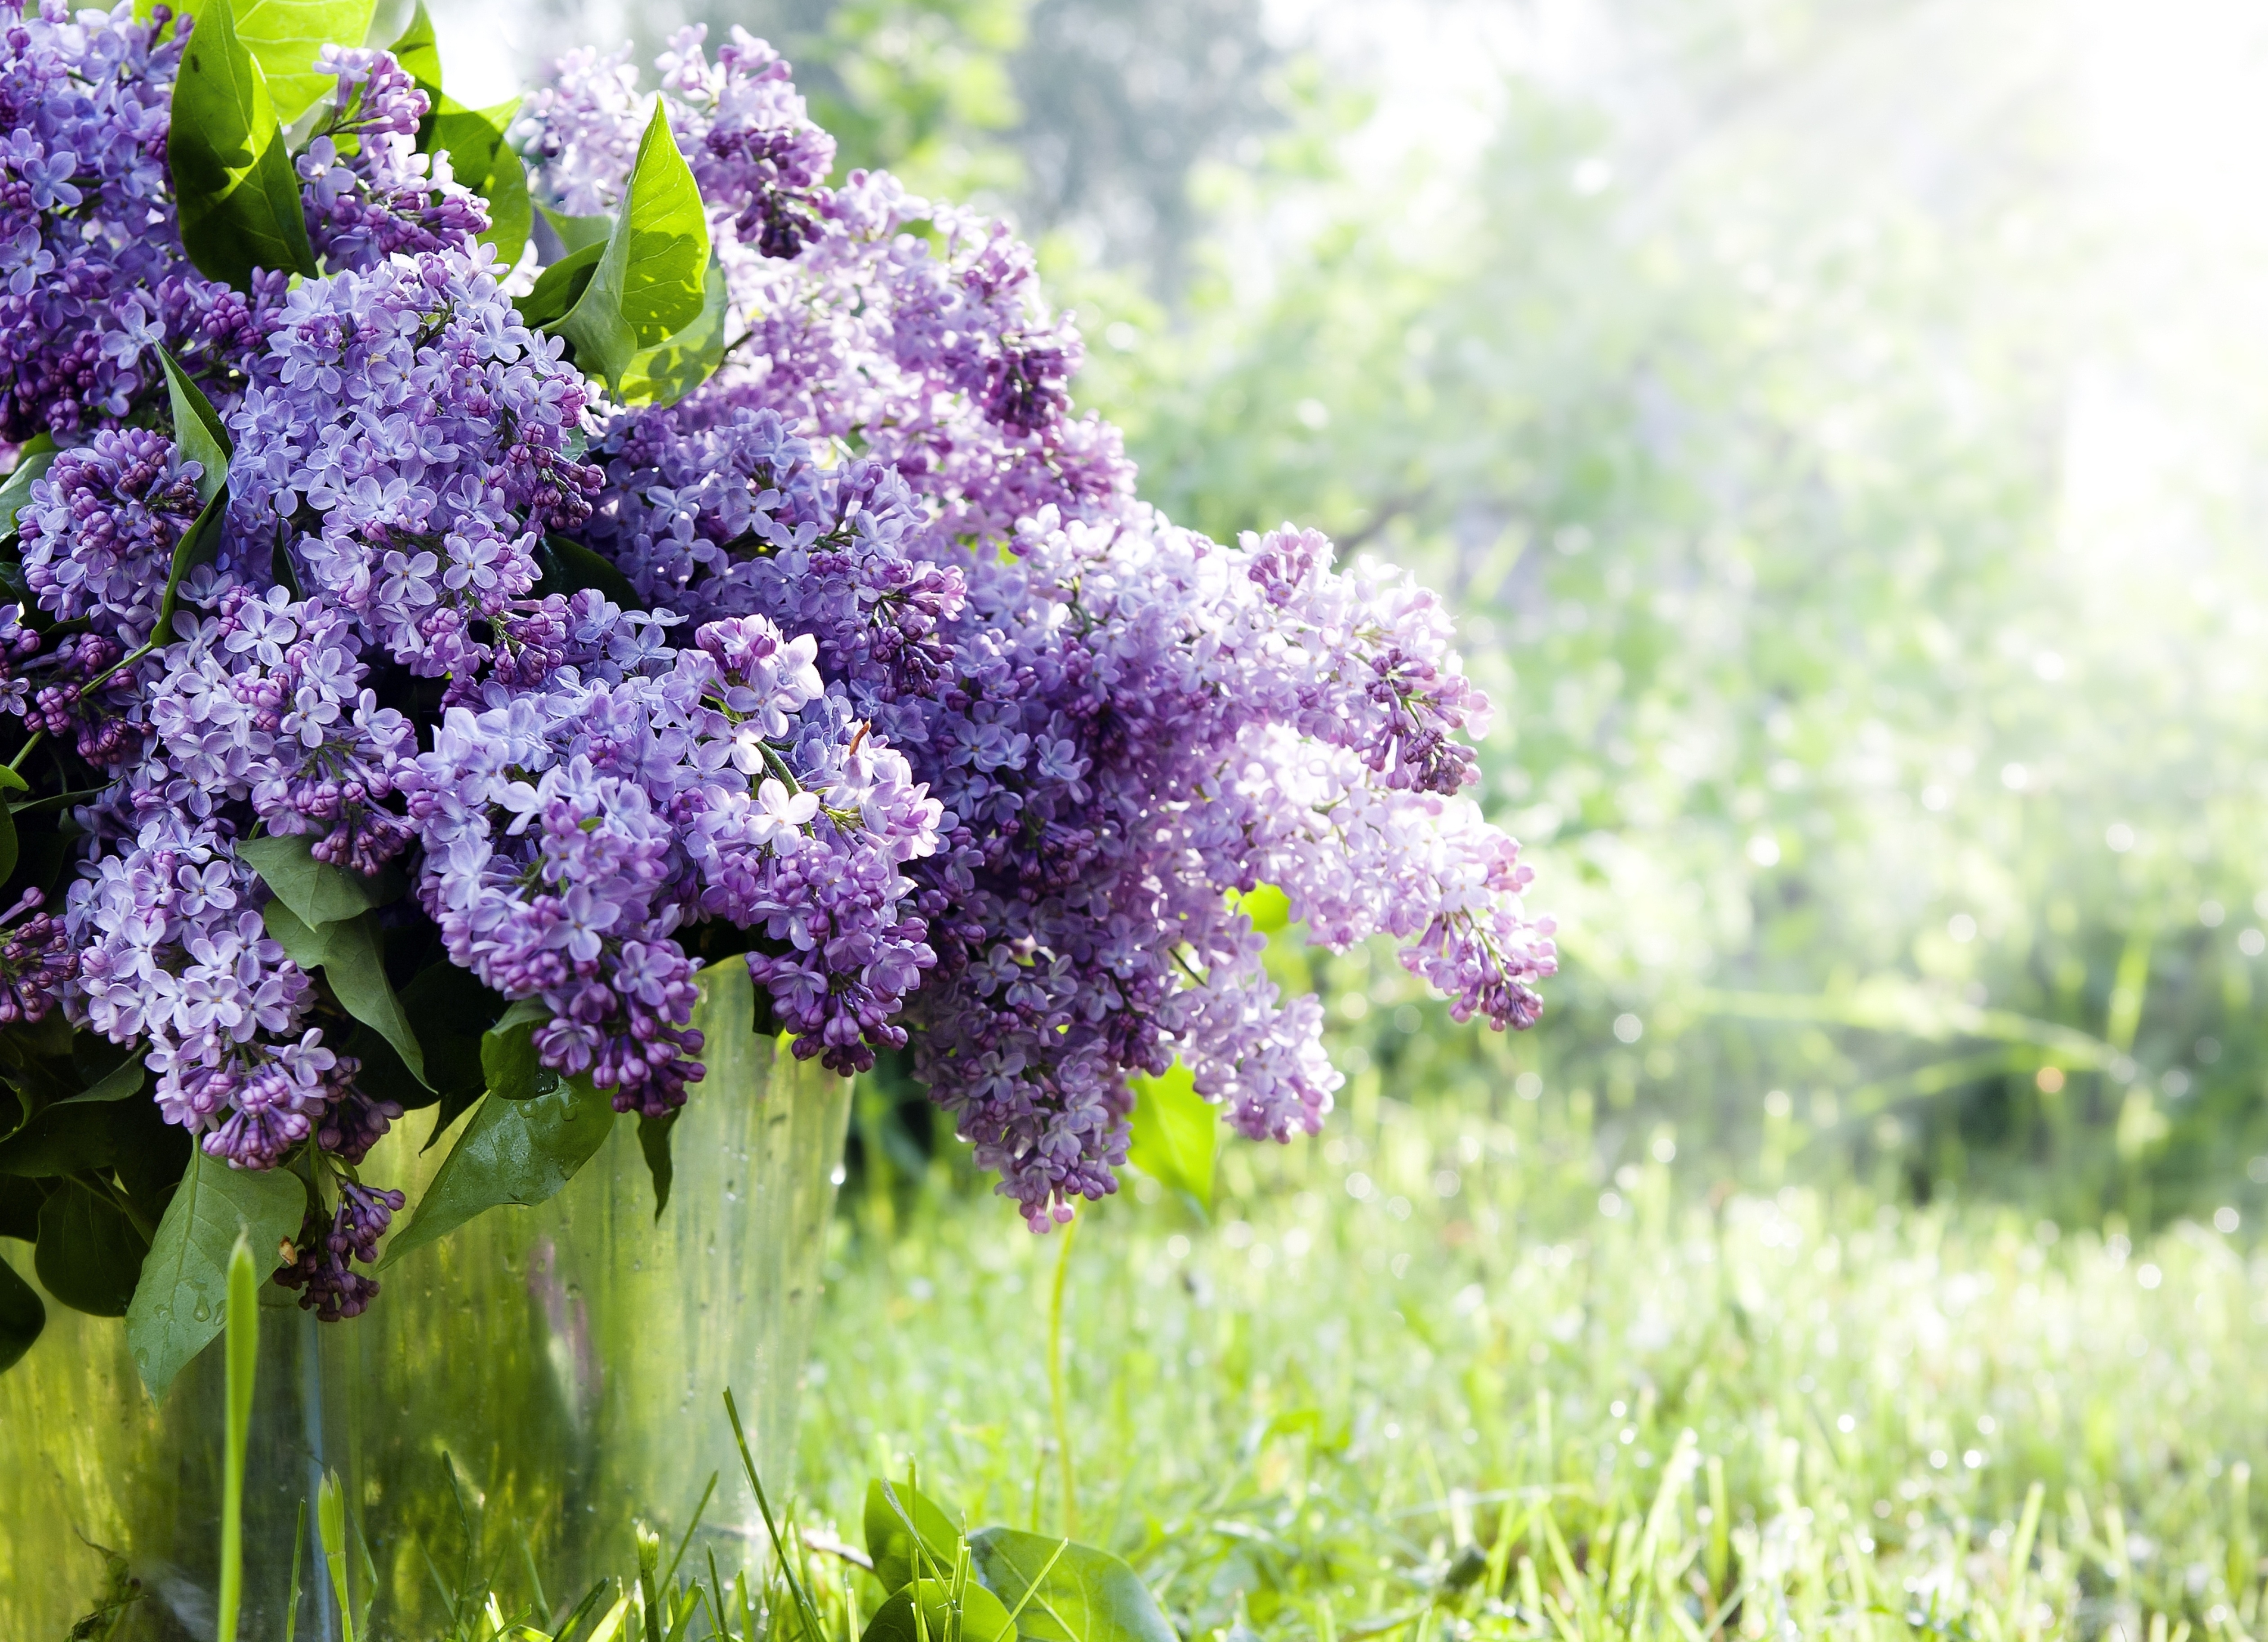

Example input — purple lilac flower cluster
[226,247,598,690]
[402,598,939,1103]
[0,887,72,1023]
[0,6,942,1320]
[0,2,281,442]
[275,1178,404,1321]
[0,0,1548,1329]
[297,47,490,272]
[521,26,1557,1228]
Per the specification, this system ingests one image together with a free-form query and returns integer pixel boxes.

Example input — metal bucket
[0,970,851,1639]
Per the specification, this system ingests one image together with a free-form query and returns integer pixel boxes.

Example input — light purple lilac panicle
[226,245,599,689]
[3,3,1550,1313]
[298,47,490,272]
[517,27,1557,1229]
[400,599,940,1106]
[0,1,284,442]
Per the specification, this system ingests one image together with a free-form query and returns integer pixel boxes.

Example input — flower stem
[1047,1209,1079,1538]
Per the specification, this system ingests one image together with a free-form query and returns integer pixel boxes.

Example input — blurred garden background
[412,0,2268,1227]
[419,0,2268,1633]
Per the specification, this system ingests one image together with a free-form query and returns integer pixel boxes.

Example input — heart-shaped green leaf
[615,254,729,408]
[35,1179,147,1317]
[238,833,404,928]
[126,1147,305,1398]
[478,146,533,268]
[385,0,441,88]
[382,0,530,264]
[553,101,710,390]
[157,345,232,507]
[378,1073,615,1270]
[539,203,615,254]
[1126,1060,1216,1213]
[168,0,320,289]
[193,0,378,126]
[0,1099,120,1177]
[350,961,503,1118]
[478,996,553,1103]
[866,1478,965,1596]
[968,1530,1176,1642]
[517,240,605,331]
[426,93,519,195]
[260,901,429,1089]
[55,1054,147,1108]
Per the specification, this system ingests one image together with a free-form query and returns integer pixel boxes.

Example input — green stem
[757,739,806,795]
[1047,1210,1079,1538]
[218,1236,260,1642]
[6,730,40,772]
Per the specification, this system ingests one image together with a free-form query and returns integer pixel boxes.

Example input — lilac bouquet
[0,0,1554,1391]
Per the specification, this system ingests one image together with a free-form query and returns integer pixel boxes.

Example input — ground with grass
[796,1084,2267,1642]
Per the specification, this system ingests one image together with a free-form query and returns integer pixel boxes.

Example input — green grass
[797,1082,2268,1642]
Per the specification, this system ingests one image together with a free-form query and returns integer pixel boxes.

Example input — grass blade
[283,1500,305,1642]
[723,1387,826,1642]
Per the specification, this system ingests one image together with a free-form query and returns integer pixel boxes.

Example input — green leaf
[554,102,711,390]
[215,0,379,126]
[479,996,554,1103]
[238,832,403,928]
[616,255,729,408]
[864,1581,1015,1642]
[0,1250,42,1373]
[0,435,57,537]
[57,1055,147,1108]
[157,345,232,506]
[0,800,17,890]
[477,144,532,268]
[539,203,615,254]
[111,1098,194,1215]
[537,533,642,608]
[516,240,605,334]
[1235,883,1293,934]
[168,0,321,289]
[0,762,29,795]
[378,1074,616,1270]
[865,1479,964,1596]
[155,484,229,646]
[637,1109,679,1220]
[352,961,501,1114]
[1126,1061,1216,1213]
[261,902,429,1089]
[35,1179,146,1317]
[427,93,520,196]
[384,0,441,87]
[0,1101,120,1177]
[380,2,533,267]
[126,1146,304,1398]
[967,1531,1177,1642]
